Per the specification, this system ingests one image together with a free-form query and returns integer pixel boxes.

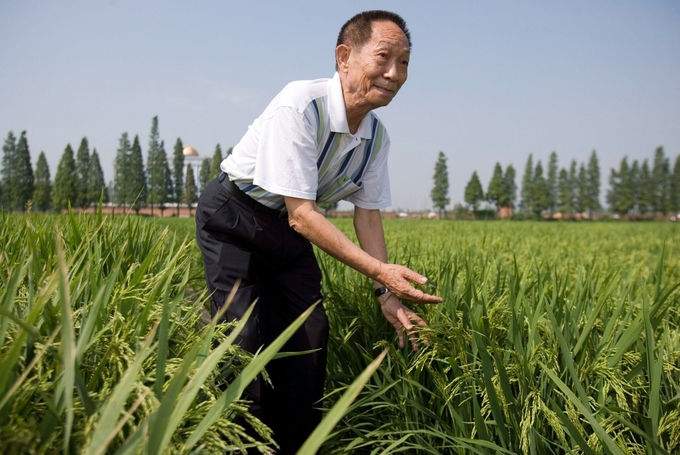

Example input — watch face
[374,286,389,297]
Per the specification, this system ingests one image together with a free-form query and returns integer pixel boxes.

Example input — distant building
[182,145,206,193]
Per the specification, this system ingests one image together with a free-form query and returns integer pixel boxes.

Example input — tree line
[432,147,679,218]
[0,116,232,215]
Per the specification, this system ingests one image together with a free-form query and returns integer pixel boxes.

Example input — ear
[335,44,351,73]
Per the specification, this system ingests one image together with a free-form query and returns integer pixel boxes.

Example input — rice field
[1,213,679,454]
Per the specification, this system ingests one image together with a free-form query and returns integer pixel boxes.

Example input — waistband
[218,172,288,218]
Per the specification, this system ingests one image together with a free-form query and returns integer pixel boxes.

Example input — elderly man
[196,10,441,454]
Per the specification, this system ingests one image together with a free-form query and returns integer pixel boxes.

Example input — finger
[400,267,428,285]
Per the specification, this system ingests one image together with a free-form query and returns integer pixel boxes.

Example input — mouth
[374,85,395,96]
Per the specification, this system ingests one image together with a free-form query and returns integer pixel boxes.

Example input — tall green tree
[129,135,147,213]
[520,154,533,213]
[575,163,588,215]
[33,152,52,212]
[210,144,223,180]
[183,163,198,215]
[88,149,108,204]
[52,144,77,210]
[430,151,450,216]
[557,168,573,215]
[568,160,578,212]
[199,158,212,193]
[547,151,558,213]
[586,150,601,215]
[501,165,517,208]
[630,160,641,215]
[75,137,91,208]
[2,131,34,211]
[146,116,162,215]
[486,162,504,210]
[148,140,173,216]
[531,161,550,217]
[670,155,680,214]
[1,131,17,210]
[607,157,633,215]
[638,159,654,215]
[172,138,184,216]
[651,146,670,214]
[113,133,132,210]
[464,171,484,212]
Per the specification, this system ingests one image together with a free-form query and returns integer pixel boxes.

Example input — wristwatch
[374,286,389,298]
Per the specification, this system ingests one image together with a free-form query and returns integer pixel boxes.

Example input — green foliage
[88,149,108,204]
[33,152,52,212]
[200,158,212,193]
[586,150,601,214]
[1,131,35,211]
[652,146,671,214]
[317,219,680,454]
[638,160,653,214]
[558,167,573,214]
[576,163,588,214]
[0,213,321,454]
[464,171,484,212]
[148,139,173,215]
[430,151,450,215]
[210,144,223,181]
[486,162,504,209]
[501,165,517,209]
[531,160,550,216]
[547,151,558,213]
[183,164,198,213]
[129,135,147,213]
[52,144,77,210]
[172,137,184,216]
[671,155,680,214]
[75,137,91,208]
[520,154,533,213]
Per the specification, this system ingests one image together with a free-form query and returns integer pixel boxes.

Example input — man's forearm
[285,197,384,280]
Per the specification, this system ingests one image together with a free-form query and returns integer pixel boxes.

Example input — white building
[182,145,208,194]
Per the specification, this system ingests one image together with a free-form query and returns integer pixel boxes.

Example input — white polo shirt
[222,72,392,211]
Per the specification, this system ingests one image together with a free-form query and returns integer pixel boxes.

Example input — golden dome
[183,145,198,156]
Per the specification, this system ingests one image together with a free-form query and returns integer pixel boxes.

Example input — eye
[378,52,388,59]
[401,59,409,67]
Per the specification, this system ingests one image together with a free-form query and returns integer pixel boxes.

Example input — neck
[341,83,372,135]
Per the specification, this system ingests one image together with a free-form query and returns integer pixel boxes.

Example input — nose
[383,60,398,81]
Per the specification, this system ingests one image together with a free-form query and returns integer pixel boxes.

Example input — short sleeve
[252,106,319,200]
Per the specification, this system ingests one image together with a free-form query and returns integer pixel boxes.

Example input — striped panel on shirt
[238,98,385,211]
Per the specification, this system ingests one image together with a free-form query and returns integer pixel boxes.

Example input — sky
[1,0,679,211]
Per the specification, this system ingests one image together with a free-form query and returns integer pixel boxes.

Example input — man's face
[343,20,410,110]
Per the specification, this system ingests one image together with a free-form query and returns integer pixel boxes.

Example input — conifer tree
[1,131,17,210]
[651,146,670,214]
[88,149,108,204]
[33,152,52,212]
[630,160,641,215]
[520,154,533,213]
[14,131,35,211]
[670,155,680,214]
[146,116,162,214]
[575,163,588,215]
[501,165,517,209]
[638,160,653,215]
[430,151,450,216]
[557,168,572,215]
[52,144,77,210]
[586,150,601,215]
[129,135,147,213]
[183,163,198,215]
[149,140,173,215]
[464,171,484,212]
[172,138,184,216]
[547,151,558,213]
[113,133,132,210]
[486,162,504,209]
[531,161,550,217]
[210,144,223,180]
[74,137,91,208]
[200,158,212,193]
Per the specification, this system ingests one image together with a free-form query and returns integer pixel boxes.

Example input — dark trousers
[195,177,329,454]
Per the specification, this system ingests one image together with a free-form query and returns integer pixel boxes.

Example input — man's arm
[284,197,441,304]
[353,206,433,350]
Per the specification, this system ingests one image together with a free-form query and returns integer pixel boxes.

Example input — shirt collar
[327,72,373,139]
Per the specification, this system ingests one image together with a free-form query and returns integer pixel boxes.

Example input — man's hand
[379,294,429,350]
[376,263,442,303]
